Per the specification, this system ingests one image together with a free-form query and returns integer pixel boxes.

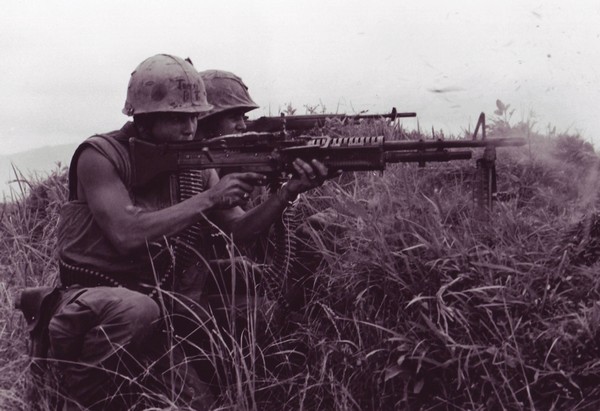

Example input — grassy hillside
[0,143,75,200]
[2,113,600,410]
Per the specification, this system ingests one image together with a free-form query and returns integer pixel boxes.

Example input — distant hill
[0,143,77,198]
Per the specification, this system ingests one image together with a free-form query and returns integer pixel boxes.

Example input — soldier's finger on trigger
[311,159,328,175]
[237,181,253,192]
[292,159,305,176]
[298,158,315,175]
[239,172,265,182]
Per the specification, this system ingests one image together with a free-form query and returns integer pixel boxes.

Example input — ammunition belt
[174,170,209,273]
[58,259,171,299]
[260,204,302,311]
[59,259,123,288]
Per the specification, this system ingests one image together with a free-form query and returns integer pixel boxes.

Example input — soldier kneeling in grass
[18,54,330,410]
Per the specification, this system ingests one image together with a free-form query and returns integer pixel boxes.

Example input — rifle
[245,107,416,133]
[130,113,525,209]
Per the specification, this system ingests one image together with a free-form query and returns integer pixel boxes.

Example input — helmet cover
[123,54,212,116]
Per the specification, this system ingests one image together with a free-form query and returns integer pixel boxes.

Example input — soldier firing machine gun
[13,112,526,369]
[130,112,524,210]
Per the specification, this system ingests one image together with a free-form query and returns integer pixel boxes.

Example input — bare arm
[212,158,331,242]
[77,148,260,254]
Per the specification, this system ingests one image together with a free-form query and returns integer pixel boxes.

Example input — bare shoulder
[76,147,126,203]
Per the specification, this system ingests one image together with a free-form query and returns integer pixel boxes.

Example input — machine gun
[245,107,416,133]
[130,113,525,210]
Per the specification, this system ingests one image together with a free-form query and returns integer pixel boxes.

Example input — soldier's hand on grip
[207,172,266,208]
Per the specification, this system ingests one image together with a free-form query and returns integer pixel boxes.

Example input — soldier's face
[150,112,198,142]
[214,110,247,136]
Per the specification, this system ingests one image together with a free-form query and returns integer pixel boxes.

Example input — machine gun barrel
[381,137,526,151]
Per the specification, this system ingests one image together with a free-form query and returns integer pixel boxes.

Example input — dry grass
[2,115,600,410]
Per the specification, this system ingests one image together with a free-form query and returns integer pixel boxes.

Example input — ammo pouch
[14,287,63,375]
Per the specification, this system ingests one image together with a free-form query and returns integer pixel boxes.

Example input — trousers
[48,286,214,410]
[46,257,273,410]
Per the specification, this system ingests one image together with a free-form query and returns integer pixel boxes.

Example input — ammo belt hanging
[175,170,207,267]
[172,169,210,274]
[175,170,302,312]
[147,170,210,300]
[259,186,302,311]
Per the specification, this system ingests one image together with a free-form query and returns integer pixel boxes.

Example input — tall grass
[0,166,67,410]
[2,113,600,410]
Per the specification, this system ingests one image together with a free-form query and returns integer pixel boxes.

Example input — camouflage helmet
[122,54,212,116]
[198,70,259,120]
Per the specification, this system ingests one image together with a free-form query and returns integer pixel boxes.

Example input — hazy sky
[1,0,599,155]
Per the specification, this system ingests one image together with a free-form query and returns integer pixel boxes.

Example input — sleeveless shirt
[56,122,212,286]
